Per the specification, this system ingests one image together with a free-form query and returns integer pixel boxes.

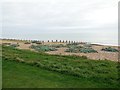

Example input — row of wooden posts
[2,38,86,44]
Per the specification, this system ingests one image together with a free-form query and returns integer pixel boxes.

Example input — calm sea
[2,32,118,46]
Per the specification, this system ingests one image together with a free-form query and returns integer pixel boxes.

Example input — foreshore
[0,39,119,62]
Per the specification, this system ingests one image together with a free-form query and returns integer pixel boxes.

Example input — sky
[1,0,119,45]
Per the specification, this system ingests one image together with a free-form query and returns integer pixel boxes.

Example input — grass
[2,45,120,88]
[0,60,1,89]
[3,60,114,88]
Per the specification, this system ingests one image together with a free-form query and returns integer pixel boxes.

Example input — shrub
[65,48,79,53]
[101,47,118,52]
[36,42,42,44]
[31,41,38,43]
[65,44,83,53]
[30,45,57,52]
[49,47,57,51]
[24,42,31,44]
[66,43,79,46]
[66,45,97,53]
[49,44,65,48]
[10,44,19,47]
[67,45,82,49]
[80,48,97,53]
[2,43,11,45]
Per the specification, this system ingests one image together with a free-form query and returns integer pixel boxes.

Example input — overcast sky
[1,0,119,44]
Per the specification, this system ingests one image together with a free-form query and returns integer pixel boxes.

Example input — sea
[2,31,118,46]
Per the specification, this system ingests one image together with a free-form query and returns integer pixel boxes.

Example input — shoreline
[1,38,119,62]
[1,38,119,47]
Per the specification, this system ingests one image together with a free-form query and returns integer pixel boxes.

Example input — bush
[67,45,82,49]
[101,47,118,52]
[24,42,31,44]
[65,48,79,53]
[30,45,57,52]
[80,48,97,53]
[65,44,83,53]
[49,44,65,48]
[10,44,19,47]
[67,43,79,46]
[36,42,42,44]
[49,47,57,51]
[65,45,97,53]
[31,41,38,43]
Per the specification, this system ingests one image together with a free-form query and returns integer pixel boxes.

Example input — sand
[1,39,119,62]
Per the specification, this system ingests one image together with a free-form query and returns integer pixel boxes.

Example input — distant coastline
[1,38,119,46]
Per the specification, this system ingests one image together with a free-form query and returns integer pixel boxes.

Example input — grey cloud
[1,0,119,45]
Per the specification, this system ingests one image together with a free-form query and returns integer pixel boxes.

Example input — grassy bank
[3,60,113,88]
[2,45,120,88]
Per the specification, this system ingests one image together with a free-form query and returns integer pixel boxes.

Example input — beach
[1,39,119,62]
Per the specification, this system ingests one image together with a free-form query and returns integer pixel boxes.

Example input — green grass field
[2,45,120,88]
